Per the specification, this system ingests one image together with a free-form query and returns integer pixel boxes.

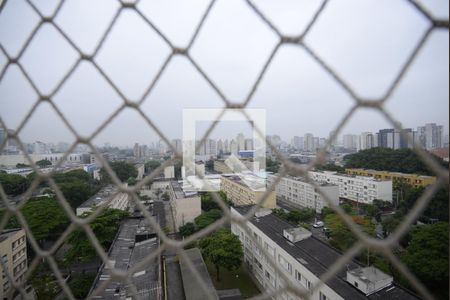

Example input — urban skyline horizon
[2,120,447,149]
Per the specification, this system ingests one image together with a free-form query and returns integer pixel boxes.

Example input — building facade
[0,229,30,299]
[220,175,276,208]
[168,181,201,230]
[267,175,339,212]
[345,169,436,188]
[309,171,392,204]
[231,206,419,300]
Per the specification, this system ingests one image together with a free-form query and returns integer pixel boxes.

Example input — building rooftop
[269,174,337,187]
[311,170,391,182]
[171,180,198,199]
[346,168,436,179]
[0,228,23,243]
[77,185,117,209]
[348,266,392,286]
[232,206,420,300]
[222,173,267,191]
[89,203,164,299]
[179,248,219,300]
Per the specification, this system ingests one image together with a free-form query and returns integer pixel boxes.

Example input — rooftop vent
[346,266,393,296]
[283,227,311,243]
[254,208,272,218]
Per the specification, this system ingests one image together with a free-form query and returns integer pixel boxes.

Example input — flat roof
[269,174,337,187]
[310,171,391,182]
[0,228,23,243]
[89,204,164,299]
[222,173,267,191]
[78,185,117,209]
[179,248,219,300]
[346,168,435,179]
[171,180,198,199]
[232,206,420,300]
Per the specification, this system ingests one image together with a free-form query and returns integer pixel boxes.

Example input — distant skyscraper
[343,134,357,150]
[291,136,302,150]
[245,138,253,150]
[224,139,229,153]
[171,139,182,154]
[304,133,314,152]
[377,129,395,149]
[358,132,373,151]
[217,139,224,155]
[230,139,238,155]
[417,123,443,150]
[236,133,245,152]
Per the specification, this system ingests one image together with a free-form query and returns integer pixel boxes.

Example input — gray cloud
[0,0,448,147]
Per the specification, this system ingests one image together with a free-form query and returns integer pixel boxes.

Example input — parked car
[313,221,324,228]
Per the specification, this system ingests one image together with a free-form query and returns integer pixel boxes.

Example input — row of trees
[343,148,447,175]
[179,192,232,237]
[64,208,129,263]
[272,207,315,224]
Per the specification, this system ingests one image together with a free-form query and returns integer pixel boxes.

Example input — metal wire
[0,0,448,299]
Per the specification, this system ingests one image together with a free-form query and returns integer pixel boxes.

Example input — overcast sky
[0,0,448,147]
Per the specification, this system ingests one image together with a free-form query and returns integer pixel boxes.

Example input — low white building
[267,175,339,212]
[76,185,129,216]
[309,171,392,204]
[0,153,84,167]
[231,206,419,300]
[164,165,175,179]
[168,181,201,231]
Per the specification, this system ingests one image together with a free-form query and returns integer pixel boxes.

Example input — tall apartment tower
[304,133,314,152]
[417,123,443,150]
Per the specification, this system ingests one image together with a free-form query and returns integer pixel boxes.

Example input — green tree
[0,197,70,242]
[16,163,29,168]
[68,273,96,299]
[364,204,381,221]
[315,163,345,173]
[161,191,170,201]
[64,208,129,262]
[199,229,243,281]
[194,209,222,230]
[402,223,448,299]
[36,159,52,168]
[381,215,401,237]
[58,180,96,209]
[343,148,447,175]
[266,158,280,173]
[286,209,315,223]
[145,160,161,174]
[179,222,196,237]
[201,192,231,211]
[341,203,353,214]
[100,161,137,183]
[127,177,137,186]
[0,173,30,196]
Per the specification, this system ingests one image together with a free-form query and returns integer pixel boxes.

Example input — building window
[319,292,328,300]
[354,281,358,288]
[295,270,301,282]
[278,254,292,274]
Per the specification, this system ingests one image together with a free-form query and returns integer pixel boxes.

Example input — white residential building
[309,171,392,204]
[168,181,201,231]
[231,206,418,300]
[267,175,339,212]
[164,165,175,179]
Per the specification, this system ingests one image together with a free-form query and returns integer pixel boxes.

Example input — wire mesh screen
[0,0,449,300]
